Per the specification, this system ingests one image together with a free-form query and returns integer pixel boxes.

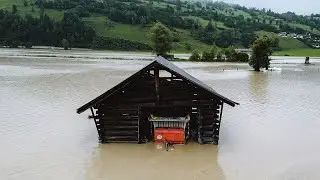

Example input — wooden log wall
[91,68,224,144]
[197,100,223,144]
[94,105,140,143]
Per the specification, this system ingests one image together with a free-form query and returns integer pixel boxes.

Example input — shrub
[24,0,29,7]
[209,46,217,60]
[25,42,33,49]
[62,39,69,50]
[7,41,19,48]
[91,37,152,51]
[201,50,215,62]
[189,50,201,61]
[224,46,236,62]
[216,51,223,62]
[235,52,249,62]
[201,50,211,61]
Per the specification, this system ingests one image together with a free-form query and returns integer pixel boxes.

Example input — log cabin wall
[90,66,224,144]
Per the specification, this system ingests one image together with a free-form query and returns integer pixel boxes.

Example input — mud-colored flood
[1,49,320,180]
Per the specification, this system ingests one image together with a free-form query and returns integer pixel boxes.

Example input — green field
[278,37,308,50]
[255,31,308,50]
[171,29,211,52]
[83,15,211,52]
[273,48,320,57]
[83,16,150,44]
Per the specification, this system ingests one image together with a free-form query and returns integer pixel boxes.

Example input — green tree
[216,51,223,62]
[176,0,182,12]
[62,39,69,50]
[216,30,234,48]
[189,50,201,61]
[25,42,33,49]
[40,7,45,21]
[184,42,192,51]
[235,52,249,62]
[209,46,217,60]
[201,50,211,61]
[241,32,258,48]
[205,20,215,32]
[149,22,173,55]
[249,38,272,71]
[24,0,29,7]
[224,46,236,61]
[12,5,17,14]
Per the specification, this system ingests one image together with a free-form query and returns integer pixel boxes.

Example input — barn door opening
[139,106,193,143]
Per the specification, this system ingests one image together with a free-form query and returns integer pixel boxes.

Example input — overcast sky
[220,0,319,15]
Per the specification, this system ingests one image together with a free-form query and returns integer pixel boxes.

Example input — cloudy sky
[220,0,319,15]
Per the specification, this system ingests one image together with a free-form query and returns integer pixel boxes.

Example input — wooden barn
[77,56,239,144]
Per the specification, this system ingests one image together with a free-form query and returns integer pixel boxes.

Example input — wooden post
[138,105,141,143]
[90,107,101,139]
[197,108,203,144]
[154,67,160,104]
[219,102,224,122]
[214,102,224,144]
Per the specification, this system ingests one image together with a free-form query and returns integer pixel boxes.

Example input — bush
[7,41,19,48]
[209,46,217,60]
[235,52,249,62]
[189,50,201,61]
[201,51,213,62]
[91,37,152,51]
[216,51,223,62]
[24,0,29,7]
[201,50,211,61]
[224,46,236,62]
[62,39,69,50]
[25,42,33,49]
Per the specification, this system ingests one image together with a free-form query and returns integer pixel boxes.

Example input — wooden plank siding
[78,57,239,144]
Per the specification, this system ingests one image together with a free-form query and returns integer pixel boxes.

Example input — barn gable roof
[77,56,239,114]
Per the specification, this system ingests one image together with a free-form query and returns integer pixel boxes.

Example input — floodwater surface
[1,49,320,180]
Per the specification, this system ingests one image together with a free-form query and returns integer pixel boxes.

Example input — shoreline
[1,47,320,61]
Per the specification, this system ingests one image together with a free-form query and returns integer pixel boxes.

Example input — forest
[0,0,319,51]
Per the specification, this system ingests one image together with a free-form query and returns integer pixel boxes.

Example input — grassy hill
[1,0,320,56]
[256,31,308,50]
[273,48,320,57]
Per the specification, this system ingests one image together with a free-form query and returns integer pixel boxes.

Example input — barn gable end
[77,56,239,144]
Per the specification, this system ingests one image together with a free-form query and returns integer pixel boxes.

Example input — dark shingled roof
[77,56,239,114]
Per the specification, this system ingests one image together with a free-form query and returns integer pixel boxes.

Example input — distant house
[77,57,239,145]
[278,32,287,37]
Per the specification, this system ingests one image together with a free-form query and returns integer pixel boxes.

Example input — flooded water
[1,49,320,180]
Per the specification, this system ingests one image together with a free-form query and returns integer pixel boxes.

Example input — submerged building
[77,56,239,144]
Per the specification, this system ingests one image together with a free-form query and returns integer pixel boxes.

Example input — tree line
[0,7,94,48]
[34,0,286,49]
[0,5,151,51]
[150,22,276,72]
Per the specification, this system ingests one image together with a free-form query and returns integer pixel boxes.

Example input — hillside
[1,0,320,55]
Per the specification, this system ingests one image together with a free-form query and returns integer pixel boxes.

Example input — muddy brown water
[1,49,320,180]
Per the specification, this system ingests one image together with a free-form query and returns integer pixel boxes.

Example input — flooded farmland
[1,48,320,180]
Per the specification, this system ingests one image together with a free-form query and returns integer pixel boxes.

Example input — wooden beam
[154,67,160,104]
[90,107,101,138]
